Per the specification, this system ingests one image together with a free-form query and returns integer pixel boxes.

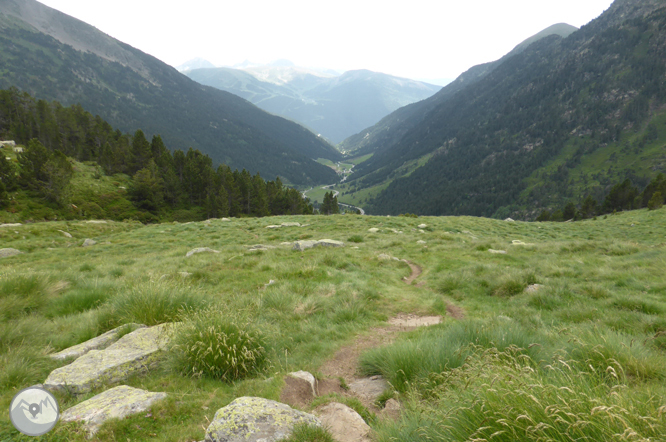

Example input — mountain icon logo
[9,386,59,436]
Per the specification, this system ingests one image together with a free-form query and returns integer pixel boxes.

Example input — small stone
[81,239,96,247]
[368,228,379,233]
[316,239,345,248]
[205,397,320,442]
[293,240,319,251]
[186,247,219,257]
[349,377,388,402]
[525,284,544,293]
[60,385,167,436]
[248,244,275,251]
[0,223,22,227]
[505,218,515,222]
[318,402,370,442]
[488,249,507,254]
[179,272,192,277]
[266,225,281,229]
[281,222,301,227]
[85,220,107,224]
[288,371,317,397]
[58,230,73,238]
[0,248,22,258]
[280,242,293,246]
[378,254,392,261]
[418,224,427,229]
[221,218,230,221]
[417,240,426,245]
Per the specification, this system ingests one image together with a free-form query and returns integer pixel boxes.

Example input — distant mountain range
[183,63,441,144]
[0,0,340,185]
[341,0,666,218]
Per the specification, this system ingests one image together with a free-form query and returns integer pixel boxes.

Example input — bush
[648,191,663,210]
[169,308,268,381]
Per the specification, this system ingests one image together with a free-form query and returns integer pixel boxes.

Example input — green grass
[0,210,665,440]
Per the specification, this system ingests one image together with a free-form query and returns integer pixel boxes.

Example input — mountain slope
[339,23,578,158]
[185,66,441,144]
[352,0,666,217]
[0,0,340,185]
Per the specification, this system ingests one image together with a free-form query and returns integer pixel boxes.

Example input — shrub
[647,191,663,210]
[169,308,268,381]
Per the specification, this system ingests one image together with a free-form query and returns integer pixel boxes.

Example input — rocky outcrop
[204,397,320,442]
[293,239,344,251]
[50,324,145,361]
[44,323,172,394]
[186,247,220,257]
[60,385,167,436]
[0,248,22,258]
[318,402,371,442]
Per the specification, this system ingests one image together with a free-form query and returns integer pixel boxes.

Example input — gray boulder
[318,402,370,442]
[82,239,96,247]
[281,222,301,227]
[317,239,344,248]
[488,249,507,254]
[205,397,320,442]
[60,385,167,436]
[292,239,344,251]
[349,376,388,402]
[50,324,145,361]
[58,230,73,238]
[0,248,22,258]
[186,247,220,257]
[44,323,172,394]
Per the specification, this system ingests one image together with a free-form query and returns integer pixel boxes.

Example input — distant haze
[38,0,614,80]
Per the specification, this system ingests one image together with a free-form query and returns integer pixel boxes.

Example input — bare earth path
[403,261,422,285]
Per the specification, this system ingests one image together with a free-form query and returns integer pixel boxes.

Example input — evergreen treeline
[0,89,313,221]
[537,174,666,221]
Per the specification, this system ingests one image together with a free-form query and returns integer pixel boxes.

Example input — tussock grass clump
[46,280,114,318]
[347,235,363,243]
[110,281,209,325]
[283,424,335,442]
[373,349,666,442]
[0,275,48,320]
[359,320,547,392]
[0,346,53,389]
[169,307,268,381]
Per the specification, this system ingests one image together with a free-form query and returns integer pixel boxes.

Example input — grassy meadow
[0,209,665,441]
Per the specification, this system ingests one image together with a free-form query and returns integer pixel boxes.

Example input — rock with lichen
[204,397,320,442]
[44,323,172,394]
[60,385,167,436]
[49,324,145,361]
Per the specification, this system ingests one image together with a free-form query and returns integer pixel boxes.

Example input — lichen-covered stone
[292,240,319,251]
[60,385,167,436]
[58,230,73,238]
[280,222,300,227]
[50,324,145,361]
[82,239,96,247]
[205,397,320,442]
[316,239,344,248]
[186,247,220,257]
[318,402,370,442]
[44,323,172,394]
[266,225,281,229]
[488,249,507,254]
[418,224,427,229]
[0,248,22,258]
[368,228,379,233]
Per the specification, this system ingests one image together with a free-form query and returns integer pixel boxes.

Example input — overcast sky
[39,0,615,82]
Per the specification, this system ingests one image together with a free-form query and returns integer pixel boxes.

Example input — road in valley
[302,164,365,214]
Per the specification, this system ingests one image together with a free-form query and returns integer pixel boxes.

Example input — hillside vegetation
[341,0,666,218]
[185,68,440,145]
[0,0,340,185]
[0,209,665,441]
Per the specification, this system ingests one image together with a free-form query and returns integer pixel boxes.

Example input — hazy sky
[39,0,615,82]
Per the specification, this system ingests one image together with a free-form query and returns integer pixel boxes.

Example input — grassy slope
[0,210,665,441]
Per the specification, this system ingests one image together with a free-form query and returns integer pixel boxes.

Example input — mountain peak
[177,58,215,72]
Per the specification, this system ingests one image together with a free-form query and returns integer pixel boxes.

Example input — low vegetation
[0,208,664,441]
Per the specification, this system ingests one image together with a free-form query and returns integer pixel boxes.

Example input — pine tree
[0,156,18,191]
[130,130,152,174]
[648,191,663,210]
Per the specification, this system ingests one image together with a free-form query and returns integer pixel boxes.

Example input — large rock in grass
[281,222,301,227]
[205,397,320,442]
[0,248,22,258]
[60,385,167,436]
[82,239,96,247]
[317,402,371,442]
[292,239,345,251]
[50,324,145,361]
[44,323,171,394]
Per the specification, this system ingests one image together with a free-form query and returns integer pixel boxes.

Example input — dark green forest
[0,11,340,185]
[0,89,316,222]
[349,6,666,218]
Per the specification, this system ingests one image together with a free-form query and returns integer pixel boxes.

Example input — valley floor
[1,209,665,441]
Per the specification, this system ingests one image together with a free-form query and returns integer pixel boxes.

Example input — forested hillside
[0,89,315,223]
[346,0,666,218]
[0,0,340,185]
